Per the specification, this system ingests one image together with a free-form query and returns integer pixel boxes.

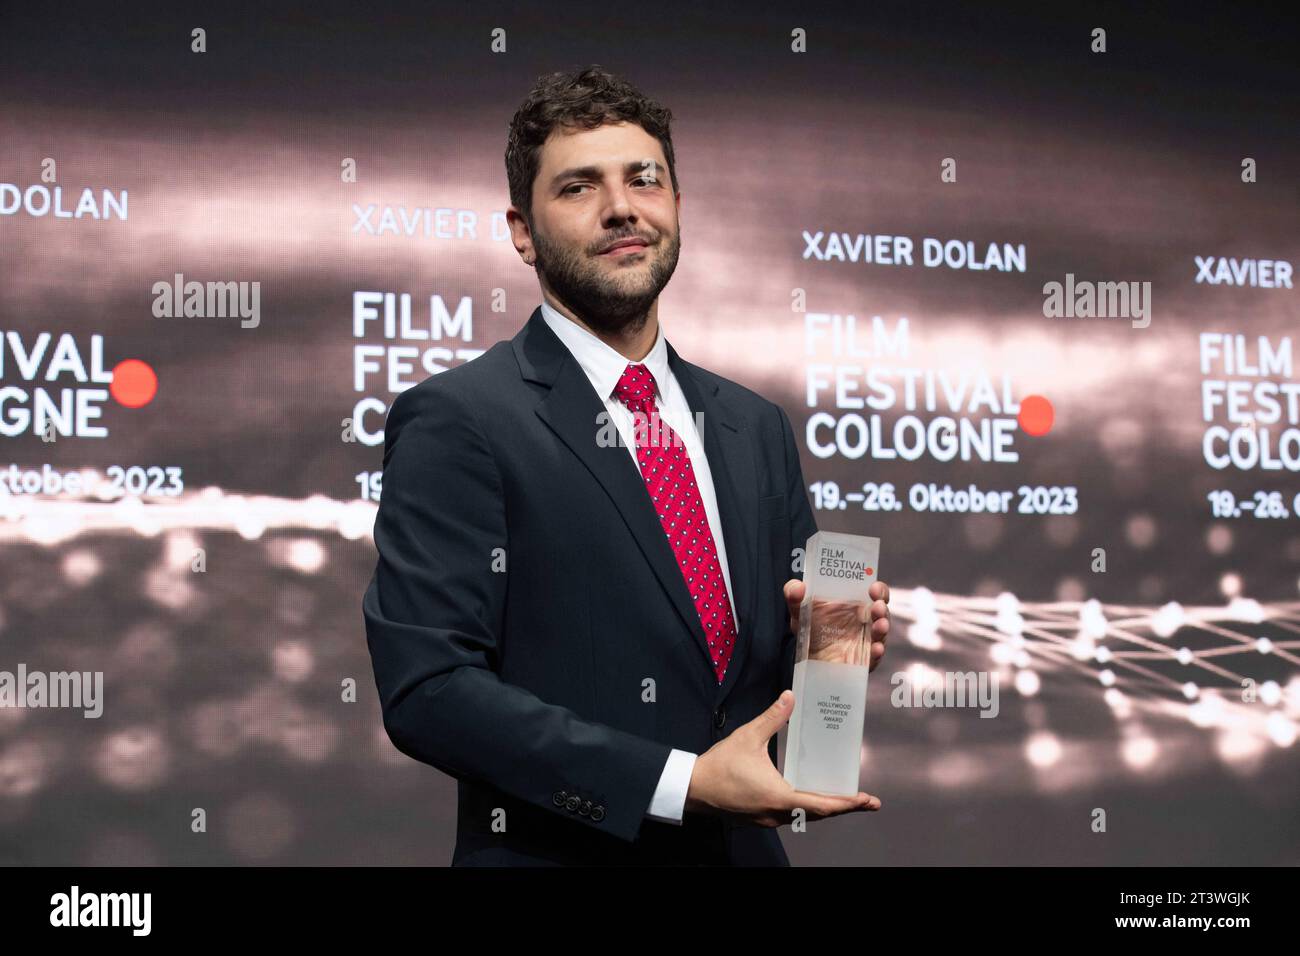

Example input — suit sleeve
[362,381,673,843]
[777,402,820,693]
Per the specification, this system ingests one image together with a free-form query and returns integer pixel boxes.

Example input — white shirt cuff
[645,749,697,825]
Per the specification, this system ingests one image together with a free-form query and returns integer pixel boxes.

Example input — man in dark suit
[362,65,891,866]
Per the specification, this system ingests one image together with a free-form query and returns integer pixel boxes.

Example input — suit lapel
[514,307,759,698]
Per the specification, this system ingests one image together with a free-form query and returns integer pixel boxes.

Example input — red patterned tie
[613,362,738,684]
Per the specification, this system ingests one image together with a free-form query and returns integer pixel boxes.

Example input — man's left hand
[783,578,891,672]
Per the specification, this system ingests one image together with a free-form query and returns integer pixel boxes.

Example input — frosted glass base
[783,658,869,796]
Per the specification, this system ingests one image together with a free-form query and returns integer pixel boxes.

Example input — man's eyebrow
[550,160,663,189]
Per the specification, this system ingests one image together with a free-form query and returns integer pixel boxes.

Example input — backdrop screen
[1,3,1297,865]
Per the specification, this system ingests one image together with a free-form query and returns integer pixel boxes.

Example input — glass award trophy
[782,530,881,796]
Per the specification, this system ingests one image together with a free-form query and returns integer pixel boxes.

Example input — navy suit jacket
[362,305,819,865]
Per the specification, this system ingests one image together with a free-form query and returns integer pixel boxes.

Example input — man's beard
[532,225,681,337]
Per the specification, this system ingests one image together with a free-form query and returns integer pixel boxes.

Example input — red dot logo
[109,359,158,408]
[1018,394,1054,436]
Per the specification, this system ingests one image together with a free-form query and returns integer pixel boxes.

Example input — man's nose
[601,182,636,224]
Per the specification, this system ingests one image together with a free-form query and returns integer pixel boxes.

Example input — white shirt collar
[539,299,671,404]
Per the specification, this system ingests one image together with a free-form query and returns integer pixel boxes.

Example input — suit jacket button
[713,706,726,729]
[578,800,592,816]
[552,790,567,807]
[565,795,581,812]
[591,805,606,822]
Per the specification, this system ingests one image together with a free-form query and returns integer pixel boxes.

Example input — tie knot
[613,362,658,413]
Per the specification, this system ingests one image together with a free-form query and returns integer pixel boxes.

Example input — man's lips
[599,238,650,256]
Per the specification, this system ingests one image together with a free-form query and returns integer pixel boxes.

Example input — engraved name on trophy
[782,530,880,796]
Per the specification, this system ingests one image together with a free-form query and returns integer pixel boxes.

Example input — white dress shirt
[540,300,740,826]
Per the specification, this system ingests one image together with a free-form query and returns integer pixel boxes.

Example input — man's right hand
[684,690,881,827]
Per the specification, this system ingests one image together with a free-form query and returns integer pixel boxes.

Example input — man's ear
[505,206,535,264]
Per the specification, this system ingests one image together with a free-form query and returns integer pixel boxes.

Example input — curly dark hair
[505,65,678,230]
